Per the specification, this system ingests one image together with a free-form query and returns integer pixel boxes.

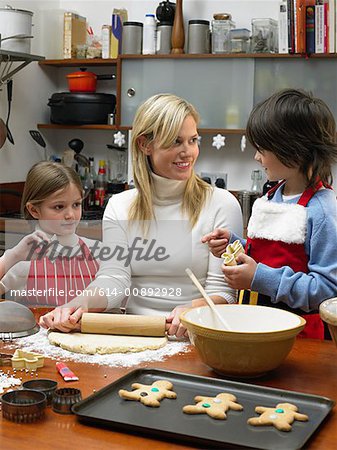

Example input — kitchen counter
[0,338,336,449]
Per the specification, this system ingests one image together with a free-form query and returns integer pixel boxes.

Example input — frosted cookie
[183,393,243,420]
[118,380,177,407]
[221,239,244,265]
[247,402,309,431]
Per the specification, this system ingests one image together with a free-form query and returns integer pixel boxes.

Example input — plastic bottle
[142,14,157,54]
[95,160,107,207]
[251,169,263,194]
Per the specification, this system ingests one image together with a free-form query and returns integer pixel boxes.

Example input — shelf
[0,49,45,84]
[39,58,117,67]
[37,124,119,130]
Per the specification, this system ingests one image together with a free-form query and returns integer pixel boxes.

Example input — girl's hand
[221,253,257,290]
[166,305,191,338]
[39,305,86,333]
[201,228,231,258]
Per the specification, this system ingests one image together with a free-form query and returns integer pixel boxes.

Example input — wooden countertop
[0,338,336,449]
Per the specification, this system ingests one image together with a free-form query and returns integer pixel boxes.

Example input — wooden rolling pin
[81,313,166,337]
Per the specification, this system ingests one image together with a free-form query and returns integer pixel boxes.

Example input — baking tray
[72,368,334,450]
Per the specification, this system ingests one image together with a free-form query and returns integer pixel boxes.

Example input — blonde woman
[40,94,243,336]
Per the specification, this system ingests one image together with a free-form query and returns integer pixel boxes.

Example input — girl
[202,88,337,339]
[39,94,243,336]
[0,161,101,307]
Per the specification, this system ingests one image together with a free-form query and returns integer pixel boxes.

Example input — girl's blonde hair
[129,93,211,227]
[21,161,83,220]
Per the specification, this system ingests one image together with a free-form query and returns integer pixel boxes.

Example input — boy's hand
[221,253,257,290]
[201,228,230,258]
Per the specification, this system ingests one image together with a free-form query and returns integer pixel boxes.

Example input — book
[287,0,295,53]
[305,4,315,53]
[295,0,306,53]
[279,1,289,53]
[328,0,335,52]
[315,3,325,53]
[63,12,87,59]
[101,25,111,59]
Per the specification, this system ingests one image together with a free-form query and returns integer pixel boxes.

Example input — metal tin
[122,21,143,55]
[156,22,172,54]
[188,20,210,54]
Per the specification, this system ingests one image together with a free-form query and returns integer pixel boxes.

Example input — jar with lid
[188,20,210,54]
[211,13,235,54]
[156,22,172,54]
[122,21,143,54]
[251,18,278,53]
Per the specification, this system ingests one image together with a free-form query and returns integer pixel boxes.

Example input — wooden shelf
[39,58,118,67]
[37,124,119,130]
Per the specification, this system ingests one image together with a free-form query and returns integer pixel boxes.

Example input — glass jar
[211,19,235,54]
[251,18,278,53]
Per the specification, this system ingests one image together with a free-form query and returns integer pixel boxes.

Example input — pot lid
[0,301,39,340]
[67,71,97,79]
[0,6,33,16]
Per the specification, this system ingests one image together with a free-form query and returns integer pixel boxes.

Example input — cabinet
[38,53,337,133]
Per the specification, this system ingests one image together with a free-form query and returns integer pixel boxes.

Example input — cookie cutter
[52,388,82,414]
[1,389,47,423]
[11,349,45,371]
[0,352,13,366]
[22,379,58,406]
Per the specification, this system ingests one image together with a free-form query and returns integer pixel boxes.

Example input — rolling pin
[80,313,166,337]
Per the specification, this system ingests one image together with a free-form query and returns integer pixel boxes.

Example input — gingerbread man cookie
[118,380,177,407]
[247,402,309,431]
[183,393,243,420]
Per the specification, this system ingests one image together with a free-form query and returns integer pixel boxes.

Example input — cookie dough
[247,402,309,431]
[48,331,168,355]
[183,393,243,419]
[119,380,177,407]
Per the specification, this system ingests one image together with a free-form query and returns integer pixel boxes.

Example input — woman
[40,94,243,336]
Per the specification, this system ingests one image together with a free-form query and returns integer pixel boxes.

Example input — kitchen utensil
[81,313,166,337]
[180,304,306,377]
[185,268,231,330]
[23,379,58,406]
[48,92,116,125]
[156,0,176,24]
[319,297,337,346]
[6,79,14,145]
[0,301,39,340]
[68,138,84,153]
[66,69,116,93]
[72,368,334,450]
[29,129,47,160]
[52,388,82,415]
[2,390,47,423]
[0,6,34,53]
[0,118,7,148]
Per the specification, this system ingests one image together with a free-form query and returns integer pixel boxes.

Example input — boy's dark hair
[246,88,337,188]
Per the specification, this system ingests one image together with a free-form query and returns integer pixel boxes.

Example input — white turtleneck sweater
[90,173,243,315]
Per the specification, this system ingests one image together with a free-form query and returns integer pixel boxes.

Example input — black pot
[48,92,116,125]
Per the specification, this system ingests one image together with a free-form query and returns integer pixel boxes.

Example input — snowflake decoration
[212,134,226,150]
[113,131,126,147]
[241,135,246,152]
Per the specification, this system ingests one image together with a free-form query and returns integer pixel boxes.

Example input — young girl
[0,161,101,307]
[202,88,337,339]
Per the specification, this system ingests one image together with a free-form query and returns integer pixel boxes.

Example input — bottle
[82,167,94,210]
[251,169,263,194]
[95,160,107,207]
[142,14,157,54]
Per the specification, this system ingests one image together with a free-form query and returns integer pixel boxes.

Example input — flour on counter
[4,329,190,368]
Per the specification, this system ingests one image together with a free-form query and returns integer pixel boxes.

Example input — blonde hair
[21,161,83,220]
[129,93,211,227]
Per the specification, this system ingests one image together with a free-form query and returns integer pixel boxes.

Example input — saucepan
[66,69,116,93]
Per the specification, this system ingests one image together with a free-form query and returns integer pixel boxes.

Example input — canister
[156,22,172,54]
[188,20,210,54]
[122,21,143,55]
[211,13,235,54]
[251,18,278,53]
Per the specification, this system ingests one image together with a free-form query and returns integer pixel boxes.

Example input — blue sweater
[232,186,337,312]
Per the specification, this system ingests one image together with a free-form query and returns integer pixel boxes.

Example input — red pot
[66,70,97,92]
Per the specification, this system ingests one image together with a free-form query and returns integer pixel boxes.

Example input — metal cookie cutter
[0,352,13,366]
[11,349,45,371]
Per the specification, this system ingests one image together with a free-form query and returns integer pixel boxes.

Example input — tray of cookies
[72,368,334,449]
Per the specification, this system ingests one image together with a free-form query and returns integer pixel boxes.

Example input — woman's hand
[39,305,87,333]
[201,228,231,258]
[221,253,257,290]
[166,305,191,338]
[3,230,49,268]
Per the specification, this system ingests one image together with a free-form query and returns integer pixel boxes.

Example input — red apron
[26,238,99,307]
[246,180,326,340]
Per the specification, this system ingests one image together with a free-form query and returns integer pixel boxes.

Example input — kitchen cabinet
[38,53,337,133]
